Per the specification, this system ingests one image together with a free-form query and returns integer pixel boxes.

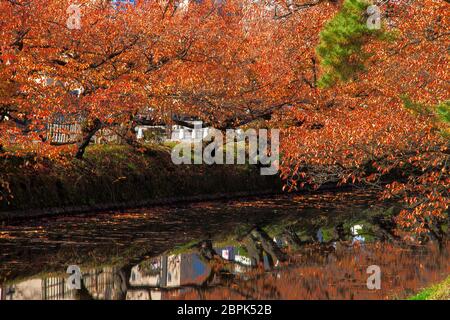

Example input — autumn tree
[1,0,329,156]
[279,0,449,240]
[1,0,448,239]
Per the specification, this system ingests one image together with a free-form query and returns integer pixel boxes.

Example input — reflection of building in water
[126,289,162,301]
[1,279,43,300]
[1,249,248,300]
[165,255,181,287]
[126,290,150,300]
[130,258,162,287]
[0,267,125,300]
[234,255,253,266]
[129,254,211,289]
[83,267,124,300]
[351,225,366,244]
[125,253,211,300]
[219,246,255,270]
[42,277,77,300]
[221,247,235,261]
[1,277,77,300]
[166,254,211,288]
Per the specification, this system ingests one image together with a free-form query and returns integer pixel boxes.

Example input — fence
[47,122,82,145]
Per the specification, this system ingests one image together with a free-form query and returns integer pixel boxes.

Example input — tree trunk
[250,227,288,263]
[334,223,347,242]
[75,279,94,300]
[281,227,302,251]
[75,118,102,159]
[197,240,222,262]
[124,122,141,149]
[242,234,264,266]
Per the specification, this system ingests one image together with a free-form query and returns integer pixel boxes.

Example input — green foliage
[402,96,450,138]
[316,0,384,88]
[401,95,433,116]
[409,287,435,300]
[436,101,450,125]
[409,276,450,300]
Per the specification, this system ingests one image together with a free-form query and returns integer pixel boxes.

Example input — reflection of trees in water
[81,267,127,300]
[170,241,450,300]
[2,216,448,300]
[119,213,446,300]
[0,190,386,283]
[2,239,449,300]
[116,223,448,300]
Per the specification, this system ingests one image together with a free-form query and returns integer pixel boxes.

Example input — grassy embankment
[409,276,450,300]
[0,144,281,219]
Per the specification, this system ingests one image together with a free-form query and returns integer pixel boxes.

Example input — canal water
[0,190,448,300]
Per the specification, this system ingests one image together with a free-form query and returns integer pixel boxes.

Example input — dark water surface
[0,191,448,300]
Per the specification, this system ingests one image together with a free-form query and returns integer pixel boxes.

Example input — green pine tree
[316,0,385,88]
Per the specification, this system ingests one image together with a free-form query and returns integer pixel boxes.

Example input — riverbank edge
[0,189,283,222]
[0,145,284,222]
[408,275,450,300]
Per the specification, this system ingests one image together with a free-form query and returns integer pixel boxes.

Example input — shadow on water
[0,190,448,300]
